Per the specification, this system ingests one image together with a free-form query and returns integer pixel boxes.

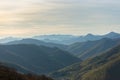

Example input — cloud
[0,0,120,36]
[15,1,120,26]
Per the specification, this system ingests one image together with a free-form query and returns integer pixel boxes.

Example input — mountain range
[2,32,120,61]
[0,32,120,80]
[0,44,80,74]
[5,36,120,61]
[66,38,120,60]
[33,32,120,45]
[50,43,120,80]
[1,32,120,45]
[6,38,66,50]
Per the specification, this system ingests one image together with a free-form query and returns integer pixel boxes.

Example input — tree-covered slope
[81,56,120,80]
[67,38,120,60]
[51,44,120,80]
[0,63,53,80]
[0,44,80,74]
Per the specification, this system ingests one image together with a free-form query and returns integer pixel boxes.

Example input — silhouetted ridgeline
[0,64,53,80]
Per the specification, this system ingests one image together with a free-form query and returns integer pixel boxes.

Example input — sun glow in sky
[0,0,120,37]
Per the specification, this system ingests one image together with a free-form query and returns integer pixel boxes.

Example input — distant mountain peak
[106,32,119,35]
[105,32,120,39]
[85,33,94,37]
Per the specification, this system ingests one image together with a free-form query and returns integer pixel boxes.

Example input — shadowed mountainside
[0,44,80,74]
[66,38,120,60]
[0,63,53,80]
[50,44,120,80]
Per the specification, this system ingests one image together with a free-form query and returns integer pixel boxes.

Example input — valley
[0,32,120,80]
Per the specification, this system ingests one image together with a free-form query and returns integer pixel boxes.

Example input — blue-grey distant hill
[1,32,120,45]
[33,32,120,45]
[6,38,67,50]
[0,44,80,74]
[5,32,120,60]
[66,38,120,60]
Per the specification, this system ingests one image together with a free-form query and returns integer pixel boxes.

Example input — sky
[0,0,120,37]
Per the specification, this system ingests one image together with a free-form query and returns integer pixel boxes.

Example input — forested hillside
[51,44,120,80]
[0,63,53,80]
[66,38,120,60]
[0,44,80,74]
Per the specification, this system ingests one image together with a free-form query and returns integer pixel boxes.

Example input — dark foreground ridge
[0,63,53,80]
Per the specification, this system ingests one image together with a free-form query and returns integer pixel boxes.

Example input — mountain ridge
[66,38,120,60]
[0,44,80,74]
[50,44,120,80]
[1,32,120,45]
